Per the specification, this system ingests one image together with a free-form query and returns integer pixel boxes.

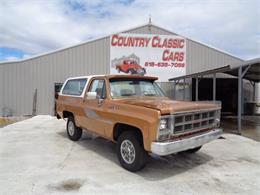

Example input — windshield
[109,78,166,98]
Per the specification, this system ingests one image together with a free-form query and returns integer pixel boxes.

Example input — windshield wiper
[121,93,136,97]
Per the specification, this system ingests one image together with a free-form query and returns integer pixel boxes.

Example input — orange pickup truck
[56,74,222,172]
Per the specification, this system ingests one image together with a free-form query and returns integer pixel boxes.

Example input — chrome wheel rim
[68,121,75,136]
[120,140,136,164]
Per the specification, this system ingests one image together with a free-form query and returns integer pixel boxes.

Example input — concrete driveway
[0,116,260,195]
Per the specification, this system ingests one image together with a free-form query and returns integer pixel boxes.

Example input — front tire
[128,69,136,74]
[117,131,147,172]
[67,116,82,141]
[142,68,146,75]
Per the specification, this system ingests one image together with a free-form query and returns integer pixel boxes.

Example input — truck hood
[116,97,220,114]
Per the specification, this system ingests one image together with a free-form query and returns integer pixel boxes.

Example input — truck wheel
[117,131,147,172]
[142,68,146,75]
[180,146,202,153]
[67,116,82,141]
[128,69,135,74]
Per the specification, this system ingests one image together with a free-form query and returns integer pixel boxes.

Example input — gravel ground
[0,115,260,195]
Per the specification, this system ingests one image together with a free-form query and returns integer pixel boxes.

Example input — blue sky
[0,0,259,62]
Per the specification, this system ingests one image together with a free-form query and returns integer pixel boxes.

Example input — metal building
[0,23,243,116]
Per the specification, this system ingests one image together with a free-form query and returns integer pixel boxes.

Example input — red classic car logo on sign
[115,59,146,75]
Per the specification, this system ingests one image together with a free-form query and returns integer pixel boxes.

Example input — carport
[169,58,260,134]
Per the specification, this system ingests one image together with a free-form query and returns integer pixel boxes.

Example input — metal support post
[183,78,186,100]
[173,80,176,99]
[238,67,242,135]
[252,82,256,101]
[195,77,198,101]
[213,73,216,101]
[237,64,251,133]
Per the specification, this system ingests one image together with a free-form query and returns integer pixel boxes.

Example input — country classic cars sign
[110,33,186,82]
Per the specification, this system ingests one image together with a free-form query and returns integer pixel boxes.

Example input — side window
[62,79,87,96]
[89,79,106,99]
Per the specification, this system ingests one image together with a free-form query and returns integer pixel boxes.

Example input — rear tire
[117,131,147,172]
[66,116,82,141]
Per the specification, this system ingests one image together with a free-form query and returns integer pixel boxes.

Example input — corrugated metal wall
[0,65,3,115]
[0,37,110,116]
[0,24,243,116]
[186,40,242,74]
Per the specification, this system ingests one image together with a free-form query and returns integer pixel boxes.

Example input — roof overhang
[168,65,231,81]
[225,58,260,82]
[168,58,260,83]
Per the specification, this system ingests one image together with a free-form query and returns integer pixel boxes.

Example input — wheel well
[113,123,143,144]
[63,111,74,118]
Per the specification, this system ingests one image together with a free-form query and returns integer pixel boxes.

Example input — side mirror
[86,92,97,100]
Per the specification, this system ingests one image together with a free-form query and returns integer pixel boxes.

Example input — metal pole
[253,82,256,101]
[173,80,176,100]
[183,78,186,100]
[238,67,242,134]
[241,78,244,114]
[213,73,216,101]
[195,77,199,101]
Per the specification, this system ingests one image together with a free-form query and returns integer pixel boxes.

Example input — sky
[0,0,259,62]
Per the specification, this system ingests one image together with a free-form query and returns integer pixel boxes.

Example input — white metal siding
[0,24,243,116]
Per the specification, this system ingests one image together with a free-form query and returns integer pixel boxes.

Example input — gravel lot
[0,116,260,195]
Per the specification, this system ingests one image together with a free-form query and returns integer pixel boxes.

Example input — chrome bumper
[151,128,222,156]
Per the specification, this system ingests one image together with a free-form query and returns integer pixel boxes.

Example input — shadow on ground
[57,131,213,181]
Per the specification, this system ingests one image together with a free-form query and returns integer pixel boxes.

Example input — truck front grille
[172,109,219,135]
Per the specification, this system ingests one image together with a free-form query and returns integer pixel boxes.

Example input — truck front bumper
[151,128,222,156]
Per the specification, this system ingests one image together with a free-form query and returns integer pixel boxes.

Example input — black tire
[128,69,136,74]
[180,146,202,154]
[117,131,147,172]
[66,116,82,141]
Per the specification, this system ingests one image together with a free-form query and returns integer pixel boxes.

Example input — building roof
[0,23,243,65]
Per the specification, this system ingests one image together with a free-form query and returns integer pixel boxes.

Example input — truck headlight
[159,119,168,130]
[214,118,220,127]
[157,118,171,141]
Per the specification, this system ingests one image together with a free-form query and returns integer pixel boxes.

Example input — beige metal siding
[186,39,242,74]
[0,65,4,115]
[0,37,110,116]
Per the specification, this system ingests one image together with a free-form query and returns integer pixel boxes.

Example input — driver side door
[82,78,111,137]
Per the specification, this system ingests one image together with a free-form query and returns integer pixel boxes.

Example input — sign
[110,33,186,82]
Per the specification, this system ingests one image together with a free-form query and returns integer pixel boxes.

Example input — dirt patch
[0,117,29,128]
[49,179,84,192]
